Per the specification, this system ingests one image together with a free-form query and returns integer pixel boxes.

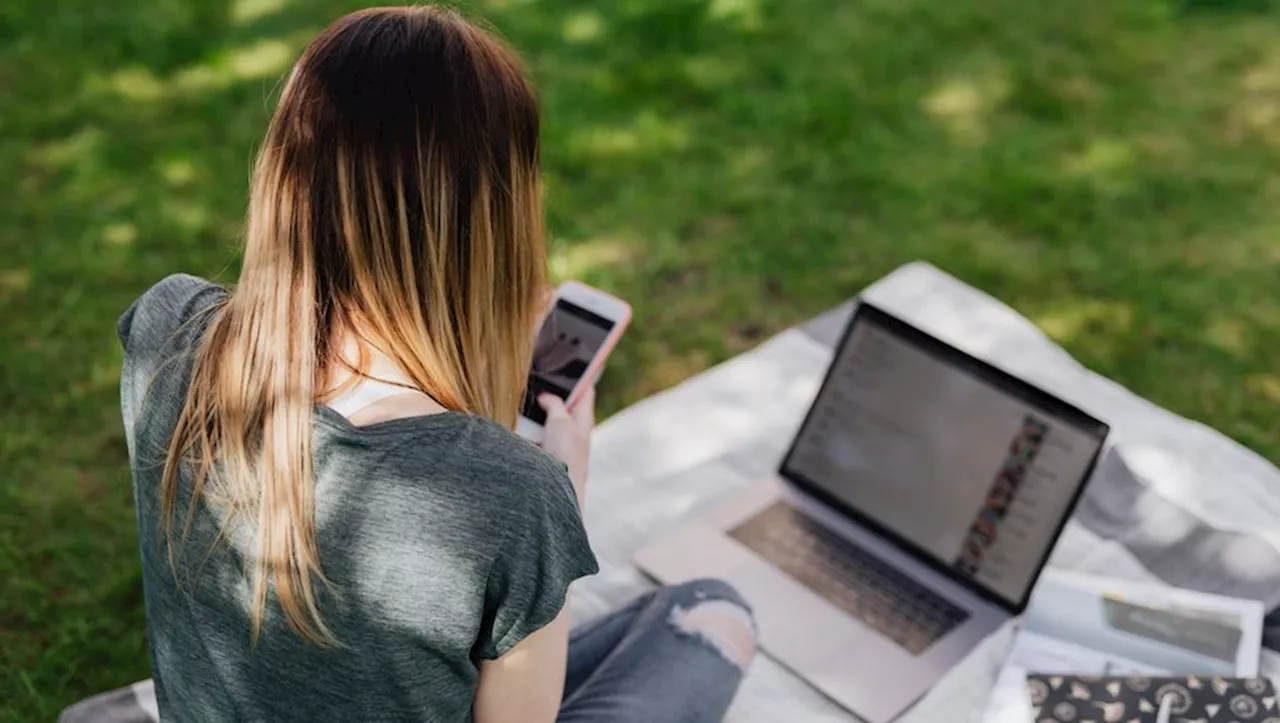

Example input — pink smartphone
[516,281,632,441]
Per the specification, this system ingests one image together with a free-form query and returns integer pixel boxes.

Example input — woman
[115,6,756,723]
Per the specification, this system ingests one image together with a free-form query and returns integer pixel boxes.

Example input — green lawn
[3,0,1280,717]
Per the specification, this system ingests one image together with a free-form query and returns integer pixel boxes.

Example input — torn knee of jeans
[667,599,757,671]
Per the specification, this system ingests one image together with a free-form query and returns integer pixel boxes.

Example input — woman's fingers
[538,393,570,421]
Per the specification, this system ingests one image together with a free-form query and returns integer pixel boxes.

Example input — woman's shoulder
[378,414,578,512]
[117,273,228,355]
[449,416,575,497]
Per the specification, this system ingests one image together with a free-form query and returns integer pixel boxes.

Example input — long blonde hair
[161,6,546,644]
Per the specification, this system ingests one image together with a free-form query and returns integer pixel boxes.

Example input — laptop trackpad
[727,561,856,671]
[730,561,925,721]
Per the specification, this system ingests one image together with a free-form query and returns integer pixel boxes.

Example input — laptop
[635,302,1109,722]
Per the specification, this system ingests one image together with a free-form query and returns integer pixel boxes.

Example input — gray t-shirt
[117,275,598,722]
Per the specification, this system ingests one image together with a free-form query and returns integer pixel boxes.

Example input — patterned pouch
[1027,674,1278,722]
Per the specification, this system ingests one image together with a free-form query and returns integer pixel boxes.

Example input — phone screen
[522,299,616,424]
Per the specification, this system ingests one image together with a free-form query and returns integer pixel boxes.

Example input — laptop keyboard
[728,503,969,655]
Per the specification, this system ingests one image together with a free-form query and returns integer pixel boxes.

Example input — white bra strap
[327,377,419,418]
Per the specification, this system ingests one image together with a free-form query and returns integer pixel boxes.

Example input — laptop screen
[780,304,1108,610]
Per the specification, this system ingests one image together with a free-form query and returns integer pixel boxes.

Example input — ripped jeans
[558,579,756,723]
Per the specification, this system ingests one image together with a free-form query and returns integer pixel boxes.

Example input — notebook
[1028,674,1276,722]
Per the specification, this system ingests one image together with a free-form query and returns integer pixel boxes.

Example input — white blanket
[570,261,1280,722]
[83,262,1280,723]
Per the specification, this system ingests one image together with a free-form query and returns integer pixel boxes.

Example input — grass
[3,0,1280,717]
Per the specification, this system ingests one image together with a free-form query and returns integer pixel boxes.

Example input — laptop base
[636,477,1006,723]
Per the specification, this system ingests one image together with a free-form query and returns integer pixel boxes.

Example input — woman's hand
[537,386,594,506]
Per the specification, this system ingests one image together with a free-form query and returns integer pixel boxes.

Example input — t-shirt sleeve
[116,274,227,454]
[475,460,599,660]
[117,273,225,354]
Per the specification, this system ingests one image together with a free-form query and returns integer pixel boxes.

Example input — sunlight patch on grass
[1229,50,1280,146]
[164,201,212,233]
[922,70,1009,144]
[232,0,291,25]
[1243,53,1280,94]
[0,269,31,298]
[1058,75,1103,105]
[1061,138,1135,194]
[228,38,296,81]
[682,55,741,89]
[158,158,198,187]
[708,0,764,31]
[172,65,220,93]
[729,147,770,178]
[31,129,103,170]
[945,222,1042,271]
[104,67,166,102]
[1206,317,1248,355]
[562,10,605,43]
[174,38,297,92]
[102,223,137,248]
[550,236,637,279]
[1242,298,1280,334]
[1134,131,1190,161]
[1231,97,1280,145]
[1182,221,1280,271]
[694,215,738,239]
[1246,375,1280,403]
[568,111,689,158]
[1034,300,1133,344]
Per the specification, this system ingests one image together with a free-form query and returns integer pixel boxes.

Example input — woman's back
[111,7,752,721]
[119,275,594,721]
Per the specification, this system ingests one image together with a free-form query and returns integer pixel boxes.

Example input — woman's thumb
[537,393,569,420]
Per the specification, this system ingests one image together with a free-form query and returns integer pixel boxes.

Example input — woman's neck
[324,331,448,425]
